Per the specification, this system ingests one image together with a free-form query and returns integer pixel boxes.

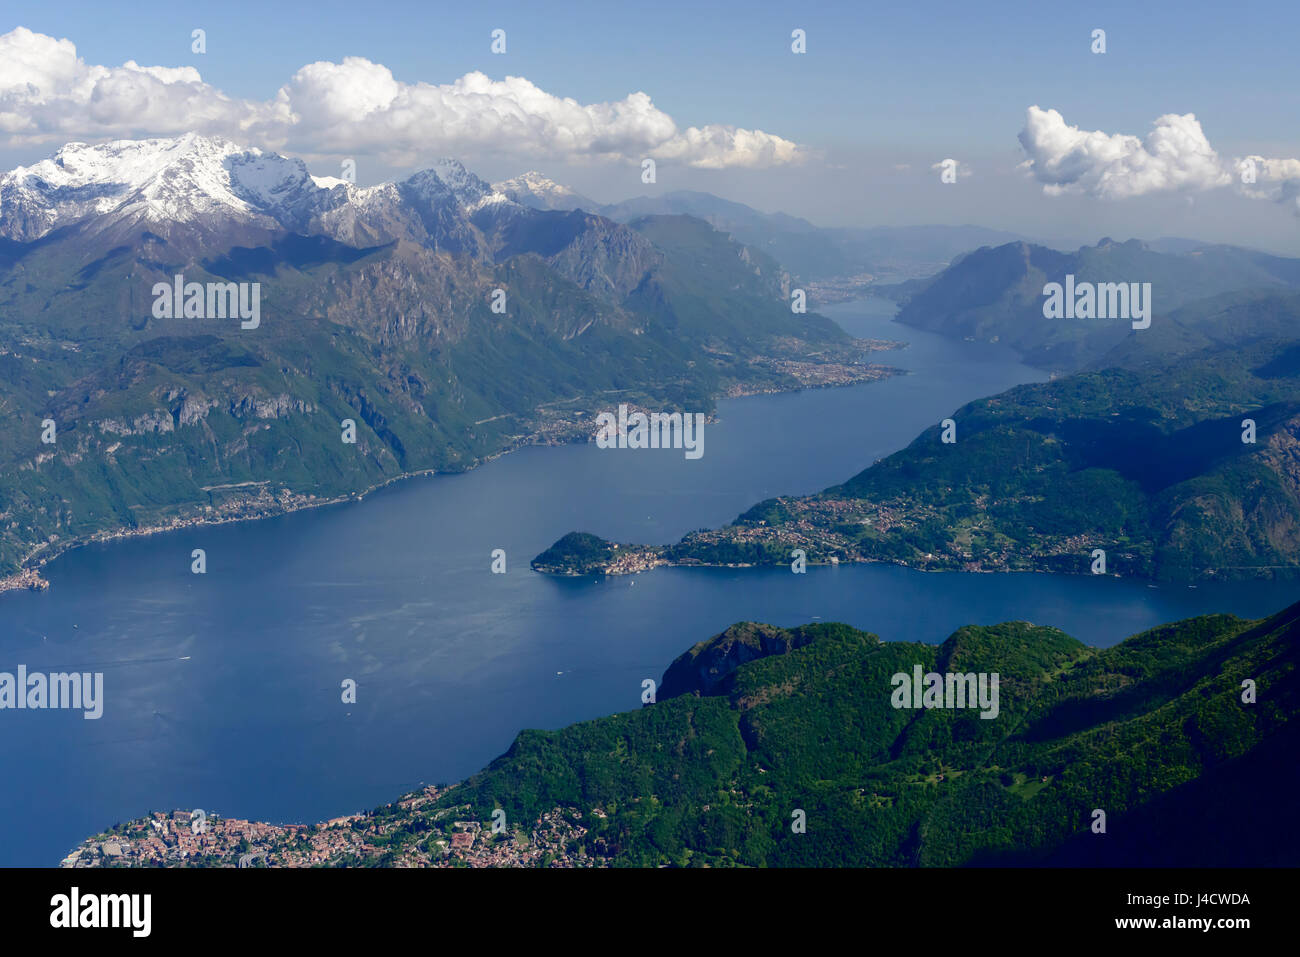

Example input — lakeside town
[0,567,49,594]
[63,786,603,868]
[727,353,901,397]
[533,491,1148,580]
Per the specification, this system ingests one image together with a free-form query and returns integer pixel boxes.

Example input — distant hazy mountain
[596,189,851,279]
[598,191,1027,282]
[0,136,862,582]
[484,176,1029,283]
[892,237,1300,371]
[1092,286,1300,371]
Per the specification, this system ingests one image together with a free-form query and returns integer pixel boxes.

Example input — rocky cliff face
[658,622,817,699]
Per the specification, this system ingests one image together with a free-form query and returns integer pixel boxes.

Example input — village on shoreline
[0,336,902,598]
[64,786,602,869]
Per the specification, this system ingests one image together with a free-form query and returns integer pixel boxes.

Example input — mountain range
[25,141,1300,871]
[514,236,1300,585]
[493,171,1028,283]
[9,137,1300,590]
[0,135,883,583]
[886,237,1300,371]
[535,325,1300,582]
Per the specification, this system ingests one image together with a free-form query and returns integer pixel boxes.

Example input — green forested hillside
[76,601,1300,867]
[542,334,1300,582]
[821,337,1300,580]
[425,600,1299,866]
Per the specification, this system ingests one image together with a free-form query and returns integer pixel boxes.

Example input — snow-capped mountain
[0,134,523,251]
[492,171,597,212]
[0,134,314,243]
[0,141,853,602]
[420,158,505,210]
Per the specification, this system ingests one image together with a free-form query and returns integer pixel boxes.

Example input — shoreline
[530,535,1286,585]
[0,349,906,599]
[0,567,51,594]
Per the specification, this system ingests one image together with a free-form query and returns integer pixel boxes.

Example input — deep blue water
[1,298,1294,866]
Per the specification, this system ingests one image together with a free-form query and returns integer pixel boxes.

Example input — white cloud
[1015,105,1300,213]
[1237,155,1300,214]
[1017,106,1231,199]
[1017,106,1300,216]
[0,27,802,170]
[0,28,277,141]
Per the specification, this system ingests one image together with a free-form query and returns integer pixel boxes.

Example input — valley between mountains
[537,245,1300,585]
[0,135,901,592]
[7,133,1300,871]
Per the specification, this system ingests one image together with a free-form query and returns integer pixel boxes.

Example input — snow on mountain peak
[311,175,351,190]
[0,135,524,244]
[492,170,594,211]
[421,158,497,203]
[497,171,566,193]
[0,133,321,240]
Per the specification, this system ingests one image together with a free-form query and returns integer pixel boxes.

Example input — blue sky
[5,0,1300,250]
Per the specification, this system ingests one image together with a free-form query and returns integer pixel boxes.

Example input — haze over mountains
[494,170,1300,316]
[886,237,1300,371]
[494,170,1029,282]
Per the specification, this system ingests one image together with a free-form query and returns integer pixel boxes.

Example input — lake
[1,297,1294,865]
